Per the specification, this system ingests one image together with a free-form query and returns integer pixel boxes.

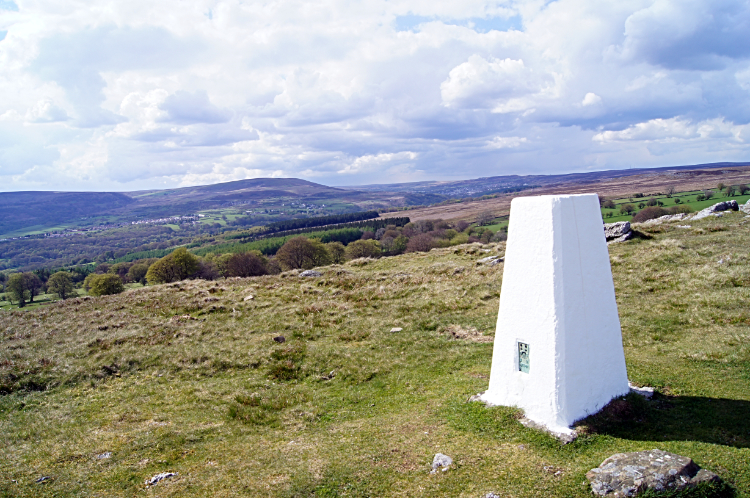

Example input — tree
[717,182,726,192]
[225,252,268,277]
[88,274,125,296]
[725,185,737,197]
[406,233,435,252]
[6,273,29,307]
[275,237,331,270]
[739,184,749,195]
[146,248,200,284]
[703,190,715,200]
[665,185,676,197]
[476,210,495,226]
[127,262,151,285]
[23,273,43,303]
[632,206,669,223]
[380,235,407,255]
[345,240,381,260]
[646,197,658,206]
[47,272,75,300]
[326,242,346,264]
[454,220,471,232]
[619,203,636,215]
[602,199,616,209]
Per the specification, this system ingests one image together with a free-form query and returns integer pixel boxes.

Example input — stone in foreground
[481,194,629,436]
[692,200,739,220]
[430,453,453,474]
[587,449,721,497]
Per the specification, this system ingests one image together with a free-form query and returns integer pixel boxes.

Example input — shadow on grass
[576,393,750,449]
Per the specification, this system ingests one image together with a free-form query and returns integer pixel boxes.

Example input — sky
[1,0,750,192]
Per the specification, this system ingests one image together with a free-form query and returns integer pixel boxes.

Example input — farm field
[1,210,749,496]
[601,191,750,223]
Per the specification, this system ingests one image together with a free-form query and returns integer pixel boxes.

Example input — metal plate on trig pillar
[518,342,530,373]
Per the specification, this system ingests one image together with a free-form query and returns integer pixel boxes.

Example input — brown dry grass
[383,165,750,223]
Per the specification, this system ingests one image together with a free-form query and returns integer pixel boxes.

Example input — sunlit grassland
[601,191,750,223]
[1,213,750,497]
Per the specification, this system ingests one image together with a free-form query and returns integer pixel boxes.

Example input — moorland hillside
[1,210,750,496]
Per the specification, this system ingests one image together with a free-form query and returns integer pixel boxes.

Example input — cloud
[619,0,750,70]
[2,0,750,191]
[581,93,602,106]
[337,152,418,174]
[159,91,232,124]
[441,55,552,111]
[25,99,68,123]
[593,117,744,143]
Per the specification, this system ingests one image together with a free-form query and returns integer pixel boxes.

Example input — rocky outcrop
[586,449,721,497]
[299,270,323,277]
[740,199,750,215]
[639,213,687,225]
[691,200,739,220]
[430,453,452,474]
[604,222,634,244]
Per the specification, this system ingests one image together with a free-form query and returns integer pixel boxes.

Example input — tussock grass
[1,220,750,496]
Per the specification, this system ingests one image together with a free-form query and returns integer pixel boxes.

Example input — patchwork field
[1,210,750,496]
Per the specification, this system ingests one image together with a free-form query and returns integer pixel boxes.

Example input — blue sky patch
[0,31,6,42]
[395,14,523,33]
[394,14,432,32]
[0,0,19,11]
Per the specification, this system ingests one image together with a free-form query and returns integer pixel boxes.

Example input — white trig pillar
[480,194,629,436]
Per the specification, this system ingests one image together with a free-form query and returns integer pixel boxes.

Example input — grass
[1,212,750,496]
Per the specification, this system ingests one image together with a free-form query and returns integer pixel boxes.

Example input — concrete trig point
[480,194,629,436]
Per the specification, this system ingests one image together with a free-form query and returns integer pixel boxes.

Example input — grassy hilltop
[1,211,750,496]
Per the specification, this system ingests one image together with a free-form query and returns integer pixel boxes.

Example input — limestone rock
[477,255,503,265]
[604,222,634,244]
[639,213,687,226]
[586,449,721,497]
[299,270,323,277]
[389,327,403,333]
[604,221,631,240]
[430,453,453,473]
[243,295,254,301]
[145,472,177,486]
[741,199,750,215]
[691,200,739,220]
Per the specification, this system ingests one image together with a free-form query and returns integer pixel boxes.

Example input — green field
[602,190,750,222]
[1,210,750,496]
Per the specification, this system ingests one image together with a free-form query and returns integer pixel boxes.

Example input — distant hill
[343,161,750,197]
[3,162,750,238]
[0,178,444,238]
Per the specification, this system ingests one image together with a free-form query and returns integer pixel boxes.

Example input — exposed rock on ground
[605,222,634,244]
[639,213,687,225]
[586,449,721,497]
[741,199,750,215]
[145,472,177,486]
[299,270,323,277]
[691,200,739,220]
[430,453,452,473]
[477,255,503,265]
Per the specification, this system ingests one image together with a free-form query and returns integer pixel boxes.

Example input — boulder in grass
[430,453,453,474]
[299,270,323,278]
[692,200,739,220]
[741,199,750,215]
[586,449,721,497]
[604,222,633,244]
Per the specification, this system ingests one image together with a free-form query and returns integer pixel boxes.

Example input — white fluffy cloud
[1,0,750,191]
